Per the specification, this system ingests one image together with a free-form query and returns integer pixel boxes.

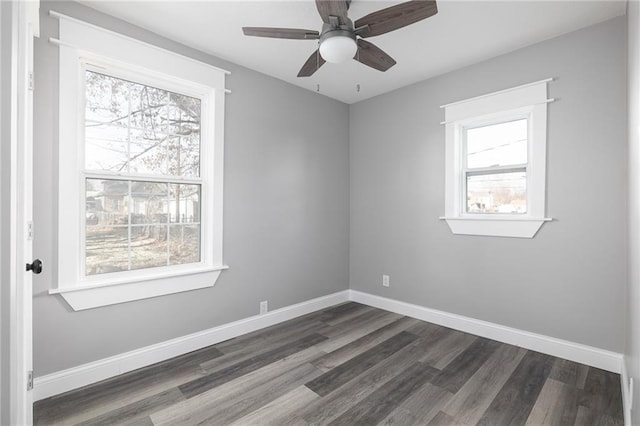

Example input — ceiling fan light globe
[319,36,357,63]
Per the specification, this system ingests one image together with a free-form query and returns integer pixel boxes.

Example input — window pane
[85,226,129,275]
[85,124,129,172]
[85,71,131,125]
[130,226,168,270]
[86,178,129,226]
[168,135,200,177]
[167,92,201,136]
[466,119,527,169]
[129,83,167,131]
[167,91,200,177]
[131,182,168,224]
[84,71,201,178]
[129,130,168,175]
[466,171,526,214]
[169,184,200,223]
[169,224,200,265]
[85,179,204,275]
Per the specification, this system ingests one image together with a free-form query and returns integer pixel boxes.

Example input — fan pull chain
[357,84,360,93]
[316,49,321,93]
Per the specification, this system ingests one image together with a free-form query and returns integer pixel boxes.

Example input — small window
[441,80,552,238]
[54,15,228,310]
[463,118,528,214]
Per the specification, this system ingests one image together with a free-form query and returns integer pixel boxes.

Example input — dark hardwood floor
[34,302,624,425]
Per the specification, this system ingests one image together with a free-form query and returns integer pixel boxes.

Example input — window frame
[79,62,211,283]
[52,12,229,310]
[460,111,530,217]
[441,80,552,238]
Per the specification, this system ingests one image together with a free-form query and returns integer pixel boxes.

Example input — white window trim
[52,12,229,310]
[440,79,553,238]
[78,61,213,282]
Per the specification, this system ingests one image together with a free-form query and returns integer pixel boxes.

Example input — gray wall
[626,0,640,422]
[33,1,350,376]
[349,16,627,352]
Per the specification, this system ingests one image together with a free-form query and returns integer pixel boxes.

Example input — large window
[441,80,552,238]
[84,70,202,276]
[53,13,228,310]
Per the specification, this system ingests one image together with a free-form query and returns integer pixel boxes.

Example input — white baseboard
[32,290,350,401]
[34,288,624,402]
[621,357,632,426]
[349,290,623,374]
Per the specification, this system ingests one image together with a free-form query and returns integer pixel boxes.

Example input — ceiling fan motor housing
[319,21,357,63]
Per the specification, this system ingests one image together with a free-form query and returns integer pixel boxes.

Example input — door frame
[5,0,39,424]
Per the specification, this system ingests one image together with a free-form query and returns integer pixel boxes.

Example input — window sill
[51,265,229,311]
[439,217,552,238]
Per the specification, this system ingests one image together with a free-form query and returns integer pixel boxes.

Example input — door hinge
[28,71,34,91]
[27,221,33,240]
[27,370,33,391]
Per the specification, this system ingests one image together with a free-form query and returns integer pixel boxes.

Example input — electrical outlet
[260,300,268,315]
[382,274,390,287]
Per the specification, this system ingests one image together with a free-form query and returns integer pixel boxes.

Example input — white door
[8,1,39,424]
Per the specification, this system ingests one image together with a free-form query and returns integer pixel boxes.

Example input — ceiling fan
[242,0,438,77]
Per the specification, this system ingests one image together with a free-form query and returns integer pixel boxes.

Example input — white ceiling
[79,0,627,104]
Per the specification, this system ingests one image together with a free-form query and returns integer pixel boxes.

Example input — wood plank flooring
[34,302,624,426]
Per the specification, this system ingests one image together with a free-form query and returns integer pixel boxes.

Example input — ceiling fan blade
[355,0,437,38]
[242,27,320,40]
[315,0,349,26]
[298,49,326,77]
[354,39,396,72]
